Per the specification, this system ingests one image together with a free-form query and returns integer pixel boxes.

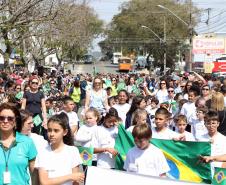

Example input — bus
[112,52,122,64]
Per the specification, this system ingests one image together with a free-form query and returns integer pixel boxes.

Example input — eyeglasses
[0,116,15,122]
[94,82,101,84]
[31,81,39,85]
[202,88,209,91]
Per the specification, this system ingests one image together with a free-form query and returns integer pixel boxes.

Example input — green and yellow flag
[213,168,226,185]
[114,124,212,184]
[78,147,94,166]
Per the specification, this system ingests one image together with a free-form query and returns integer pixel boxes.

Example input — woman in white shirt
[155,80,168,104]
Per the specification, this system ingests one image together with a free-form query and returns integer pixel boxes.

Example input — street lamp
[157,4,194,72]
[141,22,167,75]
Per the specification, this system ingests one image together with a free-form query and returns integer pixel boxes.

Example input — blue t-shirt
[0,132,37,185]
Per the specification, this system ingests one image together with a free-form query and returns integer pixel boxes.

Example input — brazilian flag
[114,124,212,183]
[213,168,226,185]
[78,147,94,166]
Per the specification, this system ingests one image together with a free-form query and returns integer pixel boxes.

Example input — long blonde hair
[131,109,148,126]
[211,92,225,111]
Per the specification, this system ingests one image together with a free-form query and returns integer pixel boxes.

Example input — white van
[112,52,122,64]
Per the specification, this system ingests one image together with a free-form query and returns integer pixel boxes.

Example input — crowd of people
[0,68,226,184]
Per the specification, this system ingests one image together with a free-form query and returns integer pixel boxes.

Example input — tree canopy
[100,0,201,70]
[0,0,103,67]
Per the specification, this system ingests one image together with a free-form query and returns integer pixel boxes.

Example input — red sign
[212,61,226,72]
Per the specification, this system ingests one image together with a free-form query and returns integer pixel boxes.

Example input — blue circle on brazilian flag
[167,159,180,179]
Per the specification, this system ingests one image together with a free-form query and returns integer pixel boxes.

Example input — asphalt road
[66,61,118,75]
[65,61,149,75]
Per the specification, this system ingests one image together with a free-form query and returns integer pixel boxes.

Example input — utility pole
[158,3,196,72]
[189,0,193,72]
[163,16,167,75]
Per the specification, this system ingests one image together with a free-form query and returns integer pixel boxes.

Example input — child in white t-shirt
[152,107,181,140]
[35,113,84,185]
[93,112,119,169]
[75,108,100,147]
[59,97,79,135]
[174,114,195,141]
[189,107,208,140]
[198,110,226,176]
[124,124,170,177]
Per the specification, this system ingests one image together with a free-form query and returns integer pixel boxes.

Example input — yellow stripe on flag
[163,150,202,183]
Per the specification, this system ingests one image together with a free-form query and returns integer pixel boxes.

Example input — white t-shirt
[93,125,118,169]
[75,124,97,147]
[152,127,180,140]
[191,119,208,141]
[180,102,196,123]
[156,90,168,104]
[35,144,82,185]
[175,130,195,141]
[124,144,170,177]
[113,103,130,125]
[30,133,48,153]
[59,110,79,127]
[198,132,226,169]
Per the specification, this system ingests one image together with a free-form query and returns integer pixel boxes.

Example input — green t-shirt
[0,132,37,185]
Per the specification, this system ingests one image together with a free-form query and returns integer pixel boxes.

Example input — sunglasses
[31,81,39,85]
[50,83,55,84]
[0,116,15,122]
[16,88,21,90]
[168,90,174,93]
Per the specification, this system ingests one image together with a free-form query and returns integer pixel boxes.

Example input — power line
[197,19,226,32]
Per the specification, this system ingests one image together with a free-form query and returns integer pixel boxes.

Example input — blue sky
[89,0,226,51]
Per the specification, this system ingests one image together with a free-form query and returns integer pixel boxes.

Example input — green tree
[0,0,103,67]
[101,0,200,70]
